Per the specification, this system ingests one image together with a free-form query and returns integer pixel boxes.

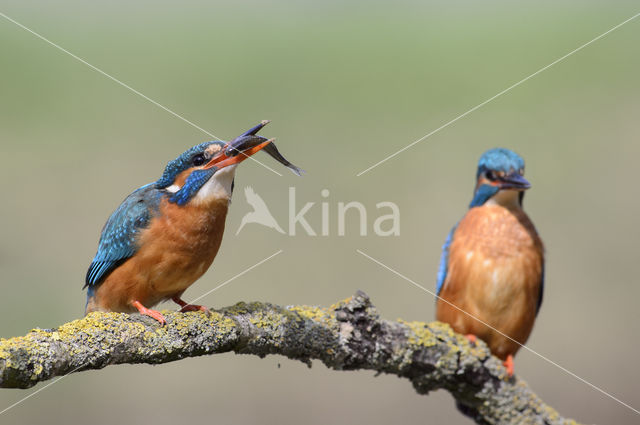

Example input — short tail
[85,287,98,314]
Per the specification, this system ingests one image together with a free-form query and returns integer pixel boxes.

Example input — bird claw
[132,300,166,326]
[465,334,478,346]
[172,297,210,315]
[179,304,210,315]
[503,354,514,377]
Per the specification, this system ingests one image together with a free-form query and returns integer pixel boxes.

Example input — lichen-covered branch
[0,291,577,425]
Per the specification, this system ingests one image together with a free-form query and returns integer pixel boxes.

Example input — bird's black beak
[202,123,273,170]
[498,172,531,190]
[238,119,270,137]
[224,135,270,158]
[224,120,271,157]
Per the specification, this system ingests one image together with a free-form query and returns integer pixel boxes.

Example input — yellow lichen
[399,320,439,347]
[31,363,43,379]
[224,302,251,315]
[289,305,330,323]
[328,296,354,311]
[248,309,287,330]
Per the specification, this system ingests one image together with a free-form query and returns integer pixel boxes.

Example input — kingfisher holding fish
[85,121,301,324]
[435,148,544,376]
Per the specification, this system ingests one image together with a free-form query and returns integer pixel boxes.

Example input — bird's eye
[486,170,497,181]
[192,154,206,166]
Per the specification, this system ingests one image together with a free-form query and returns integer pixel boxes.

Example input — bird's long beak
[202,137,273,170]
[498,172,531,190]
[201,120,272,170]
[238,119,270,138]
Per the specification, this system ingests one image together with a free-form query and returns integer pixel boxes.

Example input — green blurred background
[1,1,639,423]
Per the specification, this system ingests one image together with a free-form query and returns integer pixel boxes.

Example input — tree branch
[0,291,577,424]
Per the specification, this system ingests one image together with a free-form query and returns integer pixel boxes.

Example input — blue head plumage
[155,141,226,206]
[476,148,525,180]
[156,141,222,188]
[152,121,282,206]
[470,148,529,208]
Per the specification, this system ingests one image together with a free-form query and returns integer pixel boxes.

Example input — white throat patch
[486,189,521,209]
[194,164,238,204]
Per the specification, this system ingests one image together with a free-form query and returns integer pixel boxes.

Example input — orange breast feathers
[88,197,230,313]
[436,204,544,360]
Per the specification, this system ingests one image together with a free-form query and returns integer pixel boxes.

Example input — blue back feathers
[86,140,226,288]
[436,225,456,297]
[85,184,162,287]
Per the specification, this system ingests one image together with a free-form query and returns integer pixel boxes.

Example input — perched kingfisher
[84,121,290,324]
[435,148,544,376]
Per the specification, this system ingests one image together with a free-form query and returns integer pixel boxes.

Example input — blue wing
[436,224,457,297]
[85,184,162,288]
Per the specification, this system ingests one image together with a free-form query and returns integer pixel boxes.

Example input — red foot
[132,300,166,325]
[503,354,514,377]
[172,297,210,314]
[465,334,478,345]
